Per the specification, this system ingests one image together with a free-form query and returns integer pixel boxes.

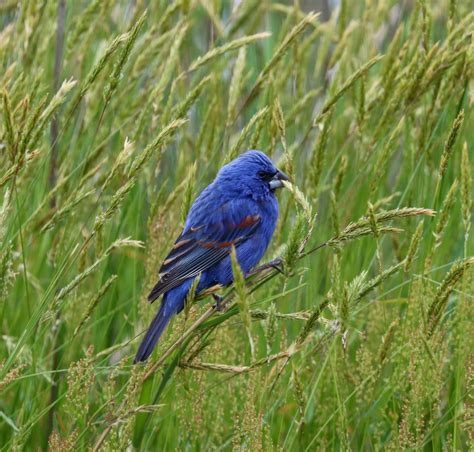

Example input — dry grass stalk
[180,343,300,374]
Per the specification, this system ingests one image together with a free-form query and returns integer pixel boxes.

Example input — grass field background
[0,0,473,449]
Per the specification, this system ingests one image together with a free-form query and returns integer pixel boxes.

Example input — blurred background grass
[0,0,473,449]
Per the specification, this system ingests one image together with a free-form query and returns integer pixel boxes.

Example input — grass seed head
[460,142,472,248]
[438,109,464,181]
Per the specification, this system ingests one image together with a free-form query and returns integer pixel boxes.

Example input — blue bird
[134,150,288,363]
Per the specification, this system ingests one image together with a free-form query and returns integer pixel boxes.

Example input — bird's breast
[258,195,279,235]
[243,195,279,263]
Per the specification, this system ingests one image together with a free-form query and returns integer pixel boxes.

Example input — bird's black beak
[269,169,290,190]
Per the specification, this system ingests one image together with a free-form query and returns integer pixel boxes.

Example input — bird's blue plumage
[134,150,287,363]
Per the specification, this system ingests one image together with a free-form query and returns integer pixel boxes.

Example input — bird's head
[216,150,289,198]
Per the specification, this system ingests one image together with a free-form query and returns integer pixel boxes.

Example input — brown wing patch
[235,215,260,229]
[197,239,237,249]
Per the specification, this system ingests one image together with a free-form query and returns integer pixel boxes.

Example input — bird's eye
[258,170,276,181]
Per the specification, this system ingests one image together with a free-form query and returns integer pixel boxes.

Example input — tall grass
[0,0,472,450]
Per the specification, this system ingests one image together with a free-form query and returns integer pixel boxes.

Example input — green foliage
[0,0,472,450]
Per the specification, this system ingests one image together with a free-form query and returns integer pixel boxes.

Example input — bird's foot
[268,257,284,275]
[248,257,285,277]
[212,294,224,311]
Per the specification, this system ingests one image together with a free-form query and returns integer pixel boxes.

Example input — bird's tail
[134,295,179,363]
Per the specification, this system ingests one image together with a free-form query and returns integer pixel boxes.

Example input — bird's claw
[248,257,285,276]
[269,257,284,275]
[212,294,224,311]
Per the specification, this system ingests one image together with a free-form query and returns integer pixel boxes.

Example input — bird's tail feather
[134,299,176,363]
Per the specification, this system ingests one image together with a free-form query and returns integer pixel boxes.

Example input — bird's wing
[148,199,261,302]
